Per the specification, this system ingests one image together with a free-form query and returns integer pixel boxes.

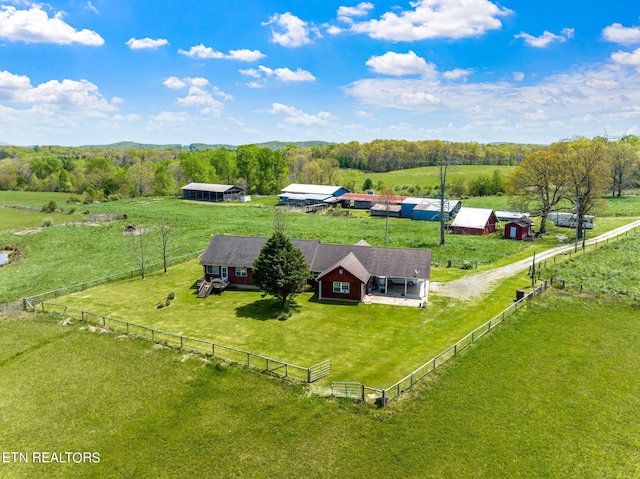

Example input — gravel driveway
[429,219,640,301]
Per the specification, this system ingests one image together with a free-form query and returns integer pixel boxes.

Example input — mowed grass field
[56,259,532,386]
[1,292,639,478]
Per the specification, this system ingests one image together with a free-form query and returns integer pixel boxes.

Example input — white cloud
[326,25,343,35]
[178,44,265,61]
[263,12,313,47]
[343,61,640,143]
[163,76,186,89]
[176,87,224,116]
[513,72,525,82]
[227,49,266,61]
[603,23,640,45]
[85,2,99,14]
[366,51,437,78]
[0,70,31,90]
[611,47,640,69]
[355,110,376,120]
[0,5,104,45]
[443,68,473,80]
[238,68,262,78]
[348,0,512,41]
[585,79,619,90]
[126,37,169,50]
[515,28,573,48]
[267,103,337,126]
[240,65,315,85]
[258,66,315,82]
[163,77,231,116]
[337,2,374,23]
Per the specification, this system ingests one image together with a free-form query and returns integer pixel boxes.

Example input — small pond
[0,251,9,265]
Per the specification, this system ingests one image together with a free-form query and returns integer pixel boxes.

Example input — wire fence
[333,279,553,406]
[25,300,331,384]
[24,250,205,304]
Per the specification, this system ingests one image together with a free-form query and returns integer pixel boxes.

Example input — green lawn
[55,260,531,387]
[2,292,639,478]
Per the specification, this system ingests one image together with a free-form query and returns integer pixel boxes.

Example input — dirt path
[429,219,640,301]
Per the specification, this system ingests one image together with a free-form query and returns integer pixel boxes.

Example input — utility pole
[531,250,536,288]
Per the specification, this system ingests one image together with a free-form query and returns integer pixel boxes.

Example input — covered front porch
[364,278,429,307]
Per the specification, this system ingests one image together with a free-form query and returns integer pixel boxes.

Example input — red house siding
[204,266,256,286]
[318,268,364,301]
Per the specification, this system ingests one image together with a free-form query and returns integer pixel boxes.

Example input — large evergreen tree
[252,232,310,308]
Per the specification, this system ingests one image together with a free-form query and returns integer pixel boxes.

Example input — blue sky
[1,0,639,146]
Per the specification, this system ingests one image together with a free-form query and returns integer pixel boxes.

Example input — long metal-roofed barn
[181,183,244,202]
[278,183,350,207]
[400,197,462,220]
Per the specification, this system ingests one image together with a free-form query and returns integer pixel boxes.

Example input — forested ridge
[0,137,637,201]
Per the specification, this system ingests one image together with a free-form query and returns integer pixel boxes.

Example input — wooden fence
[333,279,553,406]
[27,300,331,384]
[24,250,205,304]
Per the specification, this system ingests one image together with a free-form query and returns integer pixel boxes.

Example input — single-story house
[504,217,534,240]
[278,184,350,206]
[400,197,462,220]
[370,203,402,217]
[199,235,431,303]
[181,183,244,202]
[338,193,405,210]
[450,207,498,235]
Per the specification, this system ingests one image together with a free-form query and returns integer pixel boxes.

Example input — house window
[333,281,350,294]
[236,267,248,277]
[205,265,219,275]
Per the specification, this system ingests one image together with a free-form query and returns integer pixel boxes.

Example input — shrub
[67,207,76,214]
[67,195,81,204]
[41,200,57,213]
[42,218,53,228]
[460,260,475,270]
[165,299,172,307]
[167,292,175,300]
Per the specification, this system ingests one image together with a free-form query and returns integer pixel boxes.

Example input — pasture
[0,207,77,232]
[340,164,516,192]
[1,292,639,478]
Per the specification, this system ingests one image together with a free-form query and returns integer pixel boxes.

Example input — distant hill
[77,140,334,151]
[79,141,186,150]
[189,140,334,151]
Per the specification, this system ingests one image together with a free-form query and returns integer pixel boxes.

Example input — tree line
[506,136,640,239]
[0,137,638,202]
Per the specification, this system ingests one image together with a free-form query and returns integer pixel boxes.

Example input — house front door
[221,266,228,279]
[510,226,517,239]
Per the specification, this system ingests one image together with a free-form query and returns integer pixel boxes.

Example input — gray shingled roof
[200,235,431,280]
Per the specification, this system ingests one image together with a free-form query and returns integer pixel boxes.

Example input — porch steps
[198,280,214,298]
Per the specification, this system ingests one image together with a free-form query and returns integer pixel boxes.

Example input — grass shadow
[307,293,360,307]
[235,298,301,320]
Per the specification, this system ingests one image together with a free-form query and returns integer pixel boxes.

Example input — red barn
[504,218,533,240]
[451,207,498,236]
